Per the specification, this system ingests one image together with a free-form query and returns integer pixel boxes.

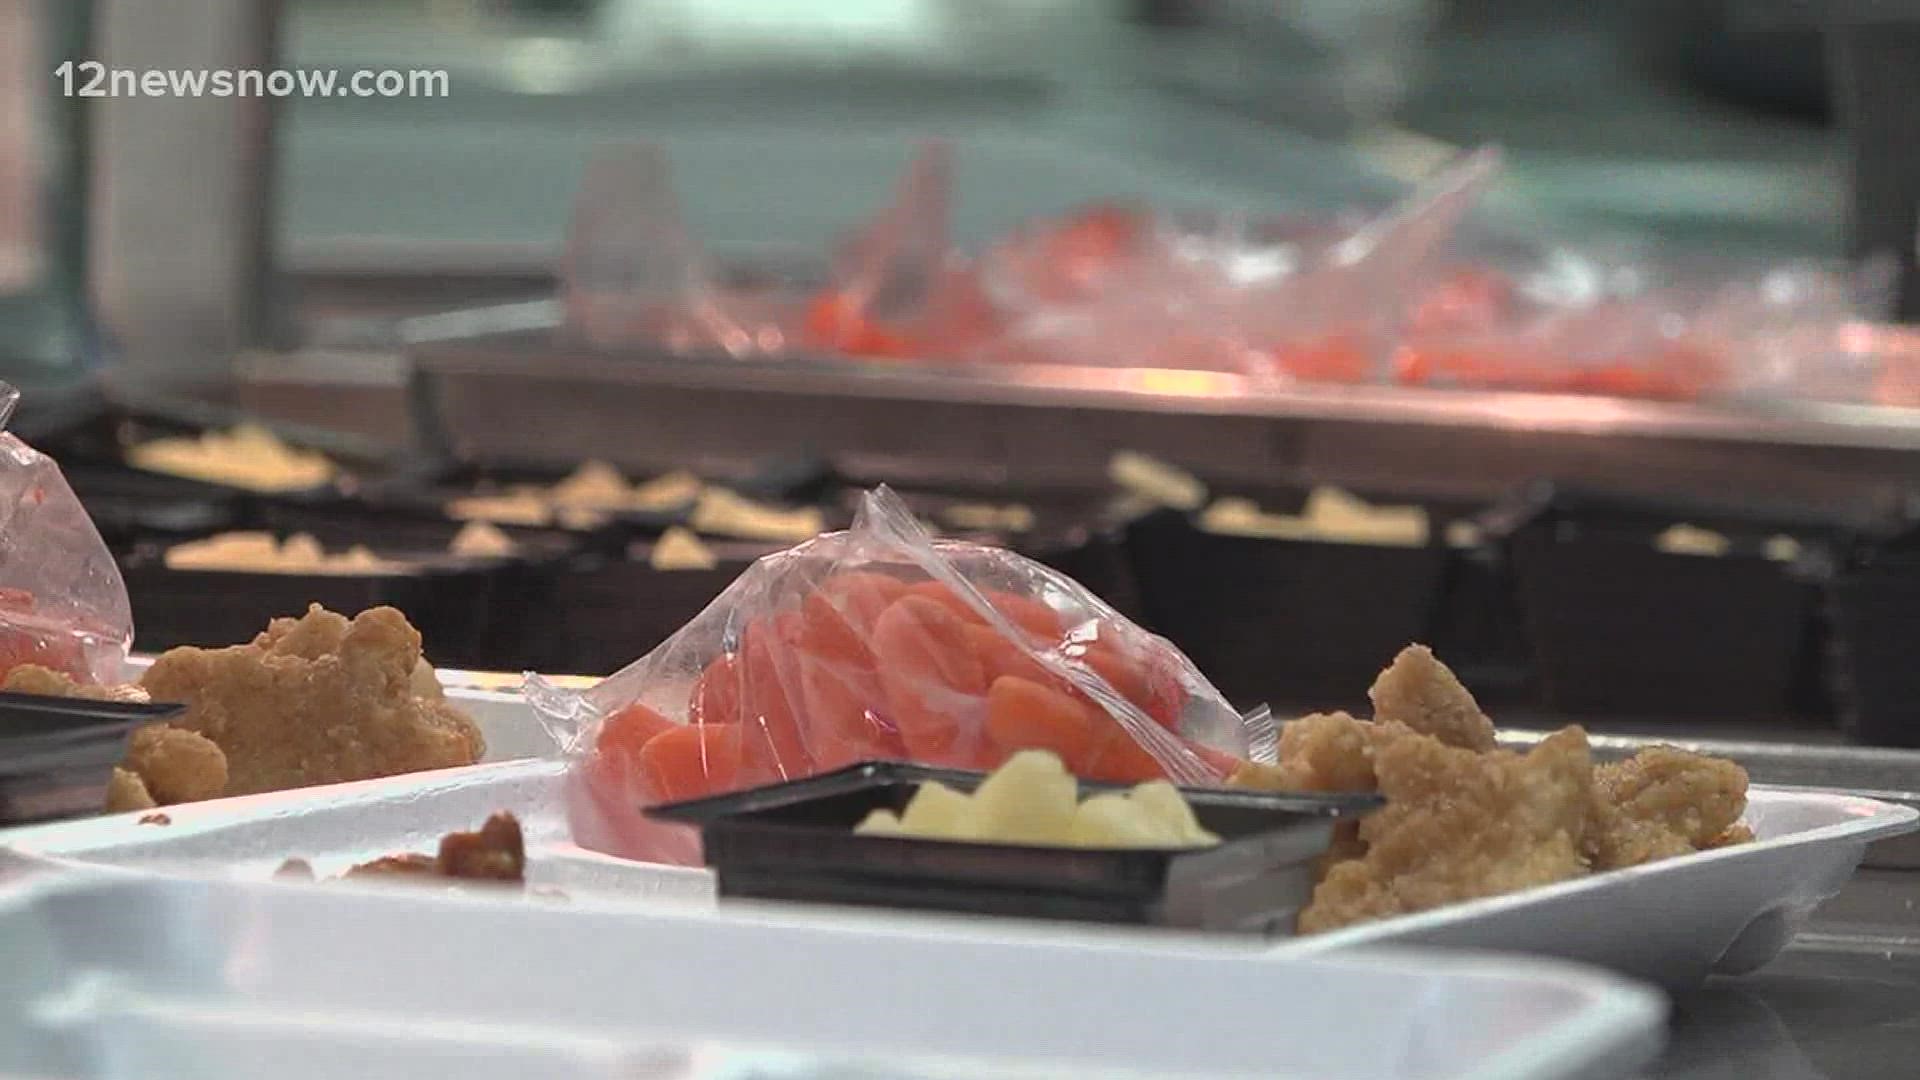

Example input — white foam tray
[4,759,1912,988]
[0,873,1664,1080]
[123,654,560,765]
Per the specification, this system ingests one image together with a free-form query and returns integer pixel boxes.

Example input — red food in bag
[532,487,1268,866]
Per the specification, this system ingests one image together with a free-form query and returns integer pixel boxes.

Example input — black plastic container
[252,507,593,670]
[1825,517,1920,746]
[1492,485,1841,721]
[1124,500,1451,714]
[649,761,1379,934]
[63,464,250,551]
[528,538,772,676]
[119,546,509,666]
[0,693,186,824]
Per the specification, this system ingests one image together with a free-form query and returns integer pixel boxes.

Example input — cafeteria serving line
[3,1,1920,1077]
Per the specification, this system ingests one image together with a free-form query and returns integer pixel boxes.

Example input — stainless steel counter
[410,330,1920,516]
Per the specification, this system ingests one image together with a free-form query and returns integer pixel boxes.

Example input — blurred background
[5,0,1920,745]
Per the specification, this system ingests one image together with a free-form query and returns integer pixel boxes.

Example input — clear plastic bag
[531,486,1270,865]
[0,384,133,685]
[1395,246,1896,402]
[968,146,1502,384]
[561,143,800,357]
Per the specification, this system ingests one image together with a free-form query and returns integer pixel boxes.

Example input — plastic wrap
[561,143,799,356]
[800,141,1002,360]
[1395,247,1896,402]
[0,384,133,685]
[530,487,1269,865]
[967,146,1502,383]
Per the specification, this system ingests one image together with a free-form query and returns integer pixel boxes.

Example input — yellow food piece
[445,492,553,527]
[941,502,1036,534]
[1762,535,1802,563]
[1108,451,1206,511]
[852,750,1220,849]
[649,526,719,571]
[1655,523,1730,558]
[629,470,704,511]
[968,748,1078,845]
[1200,487,1428,547]
[548,460,633,507]
[163,532,404,575]
[690,488,825,543]
[857,808,907,835]
[449,521,518,559]
[128,424,336,493]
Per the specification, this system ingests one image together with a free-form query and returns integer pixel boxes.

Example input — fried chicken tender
[1367,644,1497,752]
[4,663,150,703]
[1232,711,1383,794]
[139,604,484,796]
[124,724,228,804]
[105,767,157,813]
[1299,726,1594,933]
[1586,747,1750,870]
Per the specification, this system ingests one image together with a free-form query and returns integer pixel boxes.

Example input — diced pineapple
[1069,792,1169,847]
[970,750,1078,845]
[855,808,906,836]
[1128,780,1221,846]
[899,781,977,839]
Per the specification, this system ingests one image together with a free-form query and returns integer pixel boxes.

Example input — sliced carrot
[985,675,1100,772]
[792,649,904,771]
[981,588,1065,641]
[1080,719,1170,784]
[736,614,815,784]
[1077,630,1186,730]
[638,723,742,802]
[596,703,680,763]
[813,572,909,637]
[689,654,742,727]
[904,580,988,626]
[871,594,989,764]
[964,622,1052,687]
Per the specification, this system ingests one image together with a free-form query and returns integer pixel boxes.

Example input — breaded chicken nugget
[124,724,228,804]
[1367,644,1497,752]
[105,767,157,813]
[5,663,150,703]
[1586,746,1749,870]
[1299,726,1593,933]
[140,605,484,796]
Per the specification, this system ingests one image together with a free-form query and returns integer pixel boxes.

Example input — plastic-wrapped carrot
[639,722,742,802]
[871,593,991,766]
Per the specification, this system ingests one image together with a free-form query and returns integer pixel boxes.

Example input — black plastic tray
[1491,484,1843,720]
[118,546,509,666]
[0,692,186,825]
[1824,519,1920,745]
[648,760,1380,935]
[527,538,772,676]
[1124,502,1450,714]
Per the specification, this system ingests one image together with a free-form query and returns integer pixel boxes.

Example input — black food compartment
[118,544,509,667]
[527,537,773,676]
[252,506,591,669]
[1124,492,1455,714]
[1825,515,1920,746]
[1492,484,1841,720]
[0,692,186,824]
[649,761,1380,935]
